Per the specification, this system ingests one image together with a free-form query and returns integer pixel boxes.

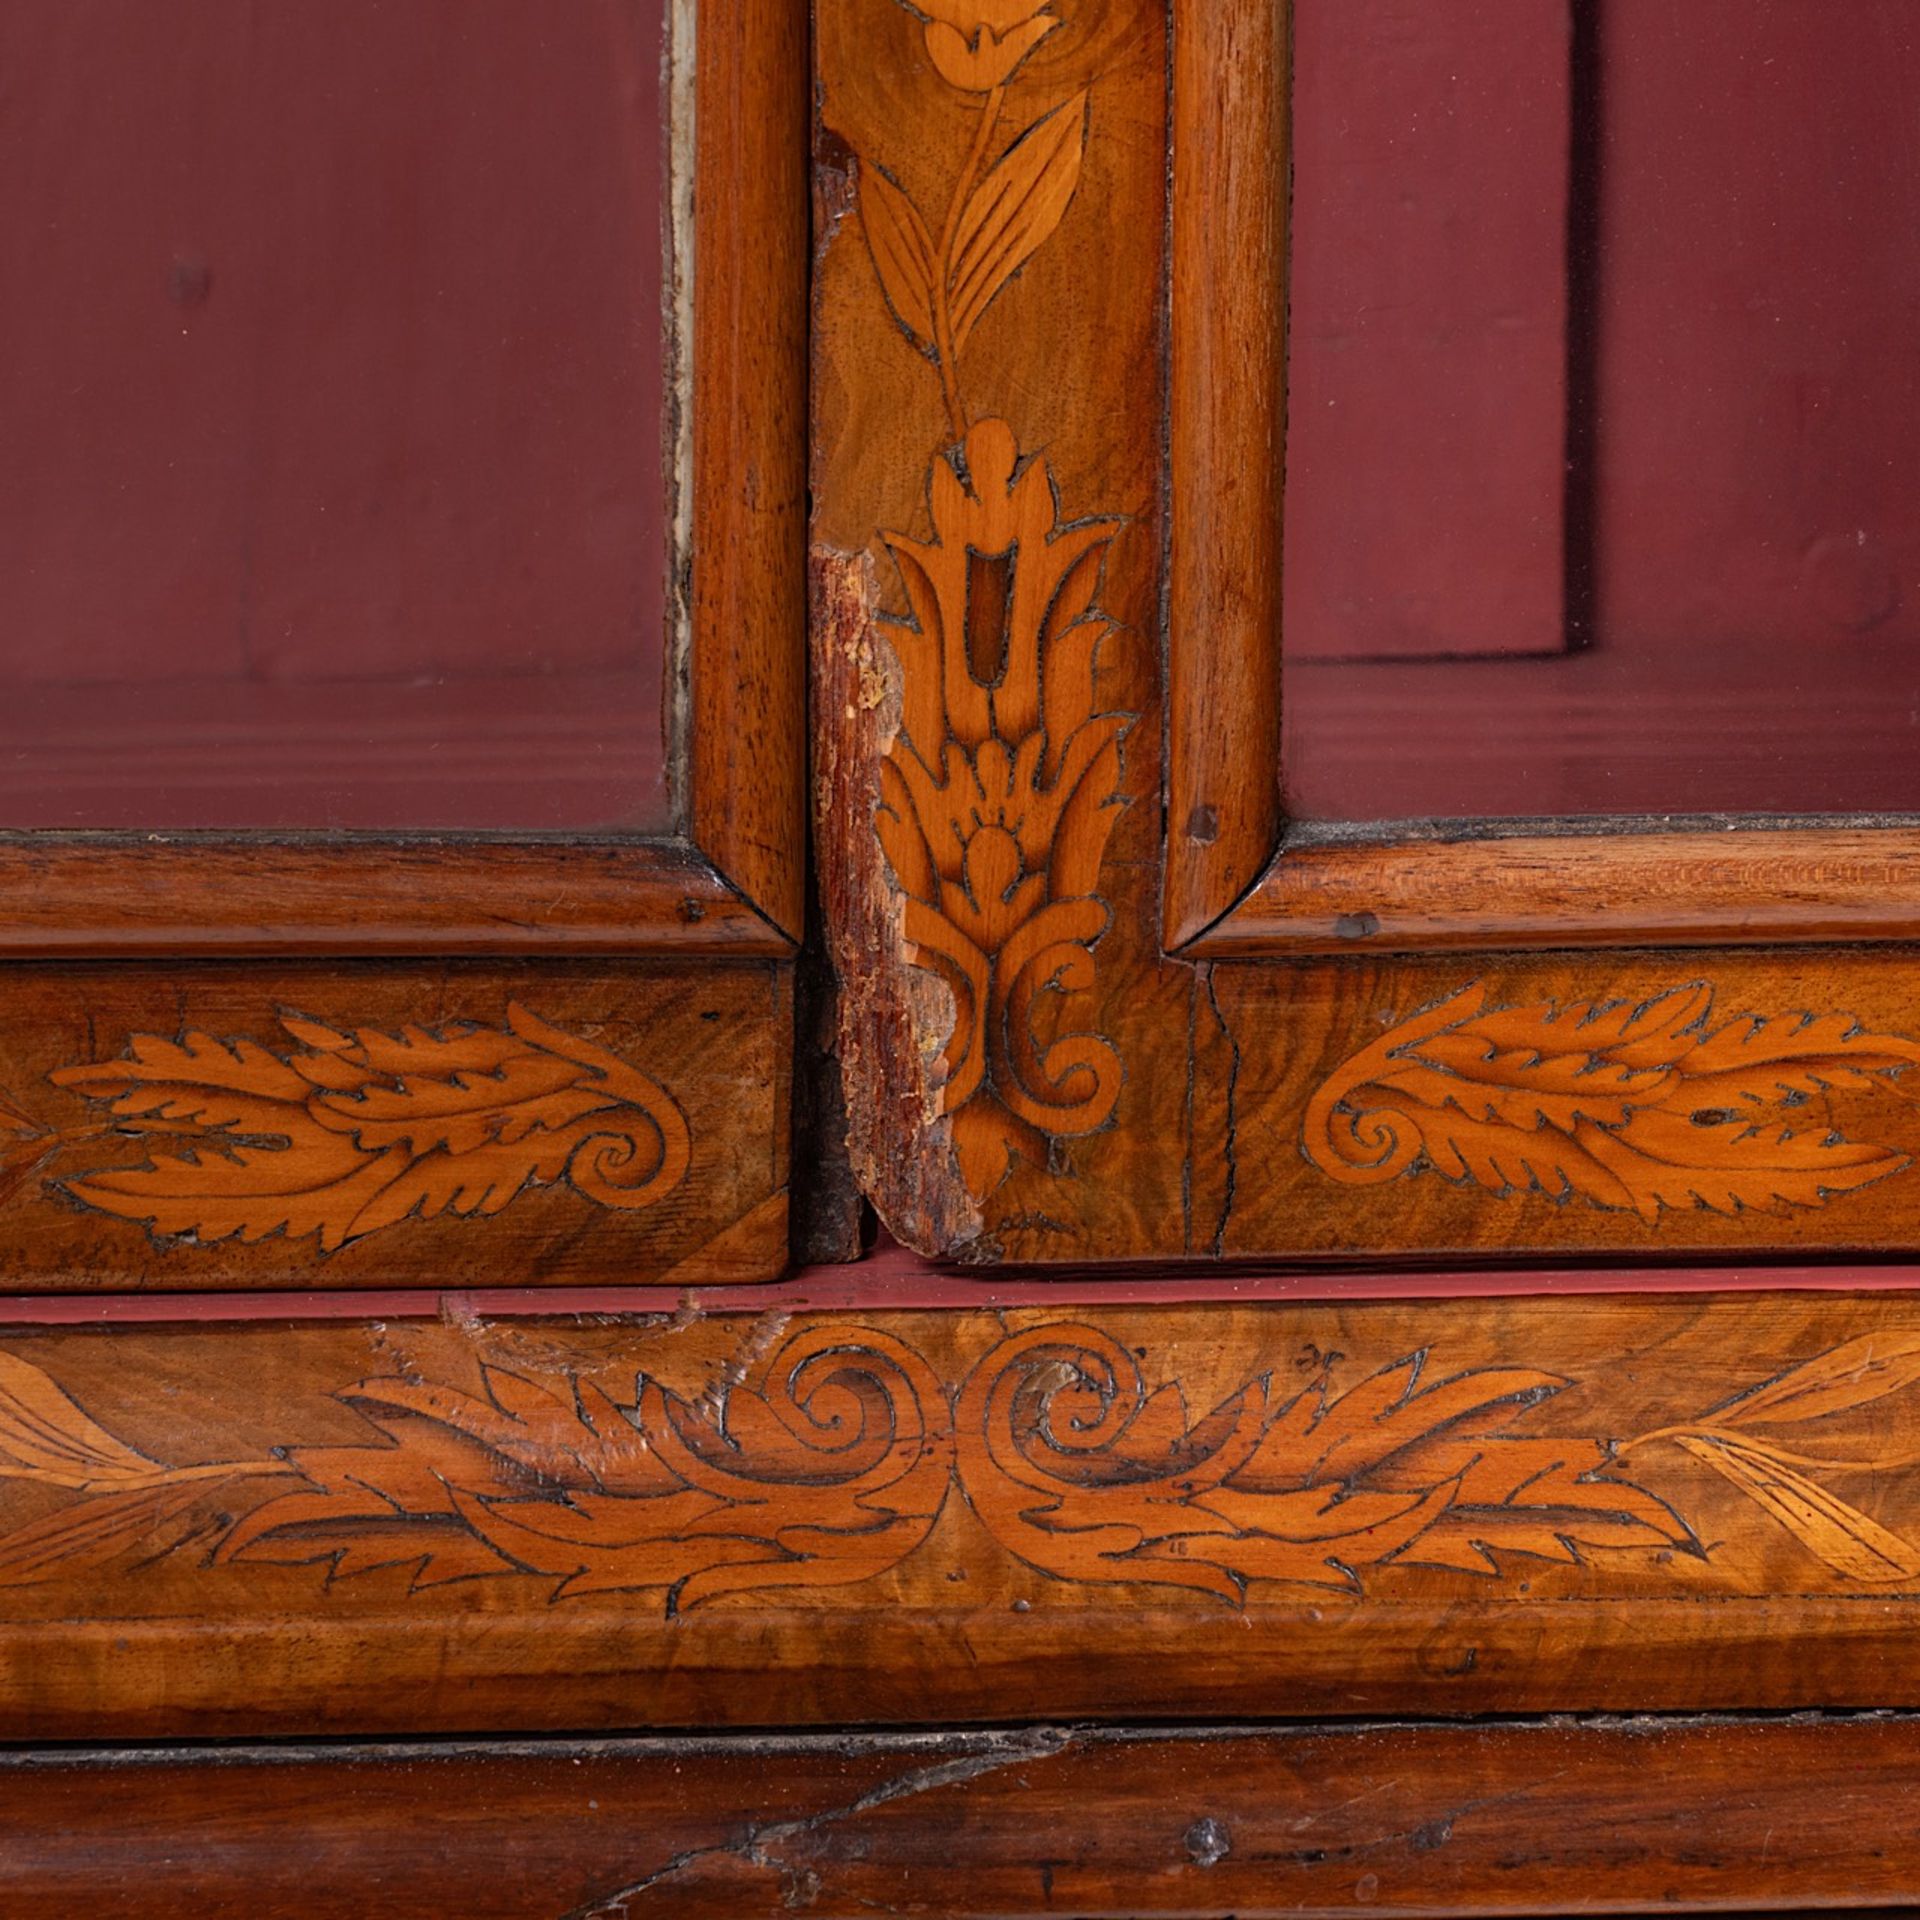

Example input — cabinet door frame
[816,0,1920,1270]
[1170,0,1920,960]
[0,0,807,962]
[0,2,808,1293]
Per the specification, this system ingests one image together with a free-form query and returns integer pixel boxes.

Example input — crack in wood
[562,1726,1079,1916]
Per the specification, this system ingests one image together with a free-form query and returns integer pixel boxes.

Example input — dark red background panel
[1284,0,1920,823]
[0,0,671,830]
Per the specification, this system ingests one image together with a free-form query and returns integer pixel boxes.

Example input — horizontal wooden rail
[5,1715,1919,1915]
[1193,821,1920,956]
[0,835,789,955]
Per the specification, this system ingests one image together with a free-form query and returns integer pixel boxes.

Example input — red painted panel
[1595,0,1920,660]
[1284,0,1572,662]
[1285,0,1920,823]
[0,0,670,830]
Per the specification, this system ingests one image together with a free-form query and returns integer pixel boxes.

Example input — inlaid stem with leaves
[929,81,1004,438]
[852,1,1128,1198]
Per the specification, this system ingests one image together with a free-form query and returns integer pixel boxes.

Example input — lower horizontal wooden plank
[11,1295,1920,1735]
[3,1714,1917,1917]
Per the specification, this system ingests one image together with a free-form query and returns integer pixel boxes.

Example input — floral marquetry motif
[875,421,1131,1196]
[951,1322,1692,1599]
[844,0,1136,1201]
[0,1326,946,1604]
[9,1311,1920,1605]
[16,1296,1920,1735]
[913,0,1061,92]
[216,1326,951,1609]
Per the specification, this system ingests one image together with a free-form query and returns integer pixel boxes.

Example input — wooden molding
[7,1714,1920,1915]
[0,836,786,958]
[686,0,810,942]
[1165,0,1289,950]
[1195,821,1920,955]
[14,1295,1920,1735]
[1163,12,1920,964]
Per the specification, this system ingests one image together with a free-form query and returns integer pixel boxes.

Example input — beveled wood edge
[1188,822,1920,957]
[686,0,809,943]
[1164,0,1289,950]
[4,1716,1916,1917]
[0,835,790,955]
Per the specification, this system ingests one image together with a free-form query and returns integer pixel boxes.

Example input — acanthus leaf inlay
[1306,982,1920,1221]
[32,1004,690,1251]
[852,0,1134,1199]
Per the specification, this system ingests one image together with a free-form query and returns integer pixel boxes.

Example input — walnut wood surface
[11,1294,1920,1736]
[1200,948,1920,1261]
[1166,0,1288,949]
[814,0,1175,1253]
[0,837,787,957]
[3,1714,1915,1917]
[687,0,809,941]
[0,962,788,1289]
[1207,824,1920,955]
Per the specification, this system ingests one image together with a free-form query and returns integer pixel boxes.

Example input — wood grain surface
[1215,825,1920,956]
[686,0,810,940]
[0,837,787,957]
[0,961,788,1289]
[1200,947,1920,1262]
[3,1713,1916,1917]
[814,0,1177,1254]
[1166,0,1287,948]
[10,1294,1920,1736]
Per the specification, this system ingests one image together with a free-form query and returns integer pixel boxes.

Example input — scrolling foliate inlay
[0,1327,946,1606]
[6,1319,1920,1599]
[1306,982,1920,1220]
[854,0,1135,1198]
[0,1005,690,1251]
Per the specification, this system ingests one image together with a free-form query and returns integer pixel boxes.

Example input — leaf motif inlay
[1305,982,1920,1221]
[37,1003,691,1251]
[6,1320,1920,1601]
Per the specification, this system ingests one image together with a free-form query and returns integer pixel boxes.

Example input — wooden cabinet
[6,0,1920,1911]
[0,0,805,1293]
[821,0,1920,1273]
